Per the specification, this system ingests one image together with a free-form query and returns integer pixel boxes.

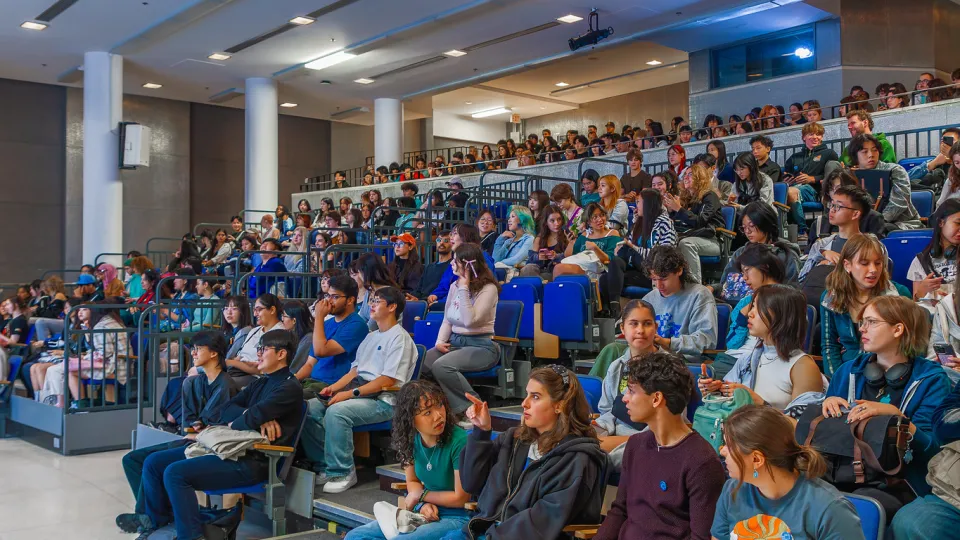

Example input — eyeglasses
[323,293,346,301]
[256,345,278,355]
[190,347,206,356]
[828,202,855,212]
[253,306,265,313]
[436,237,451,244]
[281,313,292,320]
[740,223,757,234]
[222,305,238,312]
[858,318,890,330]
[368,297,384,306]
[394,241,409,248]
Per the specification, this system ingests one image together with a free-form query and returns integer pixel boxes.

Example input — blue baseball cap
[76,274,97,285]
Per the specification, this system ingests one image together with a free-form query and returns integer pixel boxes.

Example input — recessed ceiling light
[20,21,48,31]
[142,83,162,89]
[208,53,231,61]
[305,50,355,70]
[280,102,298,108]
[472,107,511,118]
[646,59,663,66]
[557,15,583,24]
[289,16,315,25]
[465,101,472,105]
[540,107,546,110]
[354,78,375,84]
[444,50,467,57]
[555,81,569,87]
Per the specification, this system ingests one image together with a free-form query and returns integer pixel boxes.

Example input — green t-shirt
[414,426,468,492]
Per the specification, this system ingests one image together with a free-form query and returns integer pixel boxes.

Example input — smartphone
[944,136,956,147]
[934,344,956,364]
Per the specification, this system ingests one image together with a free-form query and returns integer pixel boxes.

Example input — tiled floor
[0,438,135,540]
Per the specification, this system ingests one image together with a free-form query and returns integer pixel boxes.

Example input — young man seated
[120,329,302,540]
[783,122,839,236]
[800,183,873,282]
[301,286,418,494]
[248,238,286,298]
[592,351,726,540]
[296,275,369,395]
[116,331,239,533]
[406,230,453,301]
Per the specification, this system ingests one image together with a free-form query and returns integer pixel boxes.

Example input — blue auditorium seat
[887,228,933,239]
[804,305,817,353]
[413,320,442,351]
[898,157,932,173]
[577,375,603,414]
[499,281,540,341]
[462,301,524,398]
[844,493,885,540]
[543,281,589,341]
[881,236,930,285]
[686,364,714,422]
[715,303,731,351]
[911,190,933,219]
[401,301,427,335]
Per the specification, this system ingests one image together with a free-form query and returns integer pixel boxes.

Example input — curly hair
[625,350,694,415]
[642,245,696,285]
[390,380,458,467]
[680,163,714,208]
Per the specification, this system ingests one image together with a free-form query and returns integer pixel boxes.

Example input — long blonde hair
[680,163,714,208]
[825,234,890,314]
[599,175,622,215]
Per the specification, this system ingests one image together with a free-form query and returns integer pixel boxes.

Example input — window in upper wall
[711,25,816,89]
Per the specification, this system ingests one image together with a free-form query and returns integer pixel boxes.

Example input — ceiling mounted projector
[569,9,613,51]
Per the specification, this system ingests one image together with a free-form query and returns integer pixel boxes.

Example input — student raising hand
[464,393,491,431]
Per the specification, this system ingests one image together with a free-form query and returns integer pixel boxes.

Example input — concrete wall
[432,111,507,145]
[522,82,691,139]
[66,89,192,268]
[330,118,428,171]
[0,78,66,283]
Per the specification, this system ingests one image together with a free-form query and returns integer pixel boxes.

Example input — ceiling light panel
[20,21,48,31]
[305,50,355,71]
[289,16,315,25]
[354,78,375,84]
[142,83,163,89]
[557,15,583,24]
[555,81,569,87]
[280,102,298,108]
[646,60,662,65]
[208,53,231,61]
[444,50,467,57]
[472,107,511,118]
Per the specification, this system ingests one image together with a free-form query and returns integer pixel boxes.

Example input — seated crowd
[5,84,960,540]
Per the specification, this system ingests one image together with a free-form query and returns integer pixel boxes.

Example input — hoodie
[783,144,841,188]
[820,284,911,377]
[643,284,718,361]
[840,132,897,166]
[458,427,606,540]
[825,353,951,496]
[873,161,922,230]
[933,379,960,445]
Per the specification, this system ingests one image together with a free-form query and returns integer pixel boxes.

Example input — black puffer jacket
[459,427,607,540]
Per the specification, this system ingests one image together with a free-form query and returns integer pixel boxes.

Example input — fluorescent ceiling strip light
[21,21,48,31]
[472,107,511,118]
[305,50,355,70]
[557,15,582,24]
[444,50,467,57]
[290,16,315,25]
[354,78,375,84]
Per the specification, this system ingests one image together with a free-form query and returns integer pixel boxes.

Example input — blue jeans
[121,439,189,514]
[439,531,483,540]
[141,446,266,540]
[301,397,394,477]
[346,508,470,540]
[891,494,960,539]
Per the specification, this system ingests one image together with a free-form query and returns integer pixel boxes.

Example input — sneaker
[322,469,358,494]
[116,513,153,533]
[314,471,331,486]
[134,530,157,540]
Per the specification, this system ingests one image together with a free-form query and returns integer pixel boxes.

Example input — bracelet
[419,489,429,504]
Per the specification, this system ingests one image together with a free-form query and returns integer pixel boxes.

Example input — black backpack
[200,505,243,540]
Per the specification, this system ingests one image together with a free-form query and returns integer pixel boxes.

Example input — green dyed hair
[508,205,537,236]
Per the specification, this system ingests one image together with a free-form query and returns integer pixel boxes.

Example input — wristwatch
[352,388,361,398]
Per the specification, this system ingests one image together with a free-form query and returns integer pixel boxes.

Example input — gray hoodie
[929,293,960,384]
[875,161,922,230]
[642,284,718,361]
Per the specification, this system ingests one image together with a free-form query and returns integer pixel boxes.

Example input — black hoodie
[459,427,606,540]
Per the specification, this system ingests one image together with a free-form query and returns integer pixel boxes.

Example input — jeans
[677,236,721,284]
[142,446,266,540]
[301,397,394,477]
[121,439,190,514]
[891,494,960,539]
[423,334,499,414]
[346,508,471,540]
[34,318,64,341]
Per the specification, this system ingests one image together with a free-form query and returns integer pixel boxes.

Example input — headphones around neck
[862,354,911,390]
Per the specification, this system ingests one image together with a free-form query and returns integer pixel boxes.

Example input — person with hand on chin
[438,366,605,540]
[345,380,470,539]
[822,296,950,512]
[301,287,417,494]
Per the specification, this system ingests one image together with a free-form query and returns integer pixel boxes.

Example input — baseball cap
[445,178,464,188]
[76,274,97,286]
[389,233,417,246]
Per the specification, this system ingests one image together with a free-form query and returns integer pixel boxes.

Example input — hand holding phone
[934,344,956,365]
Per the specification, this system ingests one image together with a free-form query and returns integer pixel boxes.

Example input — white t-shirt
[236,322,286,364]
[352,323,418,405]
[907,255,956,305]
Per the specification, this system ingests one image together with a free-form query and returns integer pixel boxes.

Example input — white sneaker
[322,468,358,494]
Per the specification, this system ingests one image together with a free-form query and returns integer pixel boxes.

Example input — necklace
[657,429,694,452]
[419,437,440,472]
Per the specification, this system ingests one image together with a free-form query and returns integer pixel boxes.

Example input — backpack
[927,441,960,512]
[200,504,243,540]
[693,388,754,453]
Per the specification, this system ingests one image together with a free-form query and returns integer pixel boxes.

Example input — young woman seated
[281,300,315,378]
[722,244,787,350]
[200,228,233,272]
[908,199,960,312]
[550,183,583,238]
[593,300,660,468]
[617,189,677,290]
[476,209,498,255]
[701,284,824,411]
[346,381,470,540]
[597,175,629,231]
[712,405,865,540]
[183,278,220,332]
[728,153,774,210]
[640,245,718,362]
[665,163,725,285]
[822,295,951,512]
[493,205,536,270]
[554,202,624,316]
[528,190,550,232]
[580,169,601,207]
[716,202,800,306]
[520,204,568,277]
[442,366,605,540]
[820,234,911,377]
[387,233,424,293]
[350,253,400,332]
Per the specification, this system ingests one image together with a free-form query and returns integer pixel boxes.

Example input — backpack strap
[804,414,826,446]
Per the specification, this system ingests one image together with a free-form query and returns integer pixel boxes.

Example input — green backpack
[693,388,754,453]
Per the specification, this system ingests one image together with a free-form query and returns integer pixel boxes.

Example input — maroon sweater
[594,430,725,540]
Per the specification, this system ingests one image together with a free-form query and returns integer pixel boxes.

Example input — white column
[82,51,124,265]
[244,78,278,221]
[374,98,403,167]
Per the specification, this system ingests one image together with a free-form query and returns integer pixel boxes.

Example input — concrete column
[82,51,123,264]
[244,78,278,221]
[374,98,403,167]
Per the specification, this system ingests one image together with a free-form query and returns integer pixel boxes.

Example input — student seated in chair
[116,331,239,533]
[441,366,605,540]
[593,351,726,540]
[593,299,660,469]
[302,286,418,494]
[123,329,302,540]
[712,405,864,540]
[345,380,470,539]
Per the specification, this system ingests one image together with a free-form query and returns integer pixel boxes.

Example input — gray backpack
[927,441,960,511]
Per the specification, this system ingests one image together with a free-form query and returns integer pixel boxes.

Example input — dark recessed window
[711,26,816,89]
